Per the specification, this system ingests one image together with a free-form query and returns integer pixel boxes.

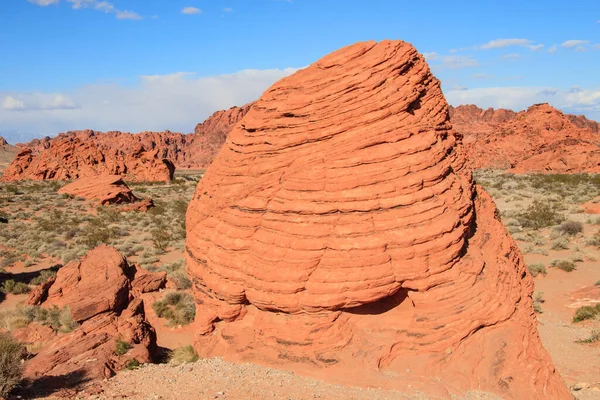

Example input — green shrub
[572,304,600,322]
[557,220,584,235]
[169,345,199,364]
[550,237,569,250]
[517,200,565,229]
[115,338,133,356]
[576,329,600,343]
[152,292,195,326]
[0,332,24,397]
[125,359,140,370]
[528,263,547,277]
[1,280,30,295]
[550,259,577,272]
[29,269,57,286]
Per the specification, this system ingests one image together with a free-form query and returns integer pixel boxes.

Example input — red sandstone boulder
[23,245,157,384]
[185,40,570,399]
[130,265,167,294]
[58,175,139,205]
[2,135,175,182]
[451,103,600,172]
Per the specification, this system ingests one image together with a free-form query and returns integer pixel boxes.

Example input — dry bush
[0,332,24,397]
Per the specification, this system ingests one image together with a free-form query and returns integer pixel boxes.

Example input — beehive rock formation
[451,103,600,172]
[185,40,569,398]
[24,245,157,383]
[2,136,175,182]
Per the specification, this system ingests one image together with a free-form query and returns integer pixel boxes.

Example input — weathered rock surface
[10,104,253,177]
[24,245,157,384]
[451,103,600,172]
[58,175,139,205]
[185,40,569,399]
[0,135,18,173]
[2,135,175,182]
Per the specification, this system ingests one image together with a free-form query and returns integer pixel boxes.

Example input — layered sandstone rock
[58,175,139,205]
[185,40,569,399]
[11,104,253,175]
[2,136,175,182]
[451,103,600,172]
[24,246,157,382]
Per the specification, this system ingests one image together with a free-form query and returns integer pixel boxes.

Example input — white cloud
[449,49,457,53]
[502,53,521,59]
[441,55,478,69]
[66,0,142,19]
[481,38,529,49]
[548,44,557,54]
[445,86,600,119]
[0,68,298,142]
[575,46,587,53]
[181,7,202,15]
[27,0,59,5]
[2,96,25,111]
[223,7,233,12]
[422,52,439,61]
[527,44,544,51]
[561,40,589,48]
[451,85,468,91]
[472,73,495,79]
[116,10,142,20]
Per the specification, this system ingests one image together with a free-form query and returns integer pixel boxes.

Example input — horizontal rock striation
[58,175,140,205]
[185,40,569,398]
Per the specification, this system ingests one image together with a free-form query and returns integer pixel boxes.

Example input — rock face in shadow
[185,40,570,399]
[24,245,158,383]
[2,136,175,182]
[450,103,600,172]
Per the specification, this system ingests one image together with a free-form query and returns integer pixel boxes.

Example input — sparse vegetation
[550,259,577,272]
[169,345,199,364]
[533,292,544,314]
[528,263,547,277]
[115,338,133,356]
[573,304,600,322]
[576,329,600,344]
[1,279,30,295]
[517,200,565,229]
[125,358,140,370]
[556,220,584,236]
[0,305,77,333]
[0,332,24,397]
[152,291,196,326]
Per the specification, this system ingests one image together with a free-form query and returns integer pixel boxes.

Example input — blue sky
[0,0,599,143]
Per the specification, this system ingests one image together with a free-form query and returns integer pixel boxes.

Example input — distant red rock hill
[2,103,253,181]
[450,103,600,173]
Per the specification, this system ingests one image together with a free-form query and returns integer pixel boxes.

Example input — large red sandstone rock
[2,135,175,182]
[24,245,157,384]
[12,104,253,175]
[58,175,139,205]
[185,40,569,399]
[451,103,600,172]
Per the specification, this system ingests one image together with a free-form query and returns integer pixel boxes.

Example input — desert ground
[1,169,599,399]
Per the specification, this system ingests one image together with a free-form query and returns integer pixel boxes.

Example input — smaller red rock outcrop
[2,136,175,182]
[24,245,158,383]
[452,103,600,172]
[58,175,139,205]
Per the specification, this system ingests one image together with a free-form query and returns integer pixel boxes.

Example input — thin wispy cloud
[422,52,439,61]
[181,7,202,15]
[39,0,145,20]
[561,40,589,48]
[472,73,495,79]
[441,55,479,69]
[27,0,59,5]
[481,38,528,49]
[502,53,521,59]
[527,44,544,51]
[223,7,233,12]
[548,44,557,54]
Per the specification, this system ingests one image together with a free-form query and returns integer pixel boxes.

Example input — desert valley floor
[1,169,599,399]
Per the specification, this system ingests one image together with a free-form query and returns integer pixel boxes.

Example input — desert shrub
[0,332,24,397]
[550,259,576,272]
[533,292,544,314]
[556,220,584,236]
[0,305,77,333]
[29,269,57,286]
[517,200,565,229]
[585,231,600,247]
[1,280,30,295]
[152,292,195,326]
[168,270,192,290]
[169,345,198,364]
[550,236,569,250]
[573,304,600,322]
[576,329,600,343]
[151,227,171,252]
[115,338,132,356]
[596,280,600,286]
[528,263,547,277]
[125,358,140,370]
